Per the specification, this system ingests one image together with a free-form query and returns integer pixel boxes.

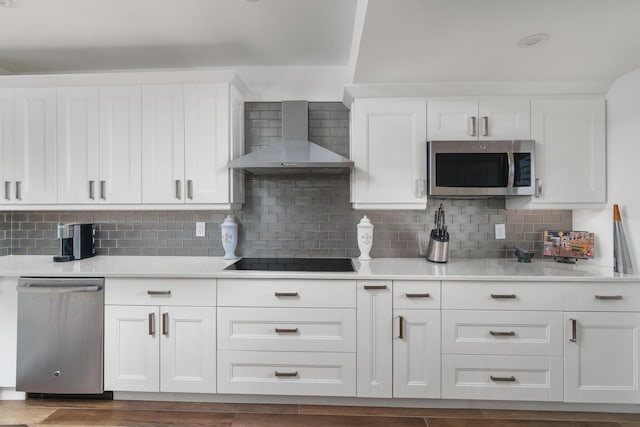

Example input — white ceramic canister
[357,215,374,260]
[221,215,238,260]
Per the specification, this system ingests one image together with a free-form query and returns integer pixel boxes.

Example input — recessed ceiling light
[0,0,15,7]
[517,33,549,48]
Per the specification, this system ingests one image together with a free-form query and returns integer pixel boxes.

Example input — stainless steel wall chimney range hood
[227,101,354,174]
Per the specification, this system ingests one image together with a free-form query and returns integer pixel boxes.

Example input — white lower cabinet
[564,312,640,403]
[356,281,393,398]
[104,305,216,393]
[0,278,17,388]
[393,309,440,398]
[442,355,563,401]
[217,279,357,397]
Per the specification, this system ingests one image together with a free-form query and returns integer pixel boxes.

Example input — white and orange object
[613,204,634,274]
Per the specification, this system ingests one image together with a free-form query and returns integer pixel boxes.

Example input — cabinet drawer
[105,278,216,306]
[218,308,356,352]
[217,350,356,396]
[393,281,440,309]
[442,310,563,356]
[217,279,356,308]
[442,355,563,401]
[564,283,640,312]
[442,281,563,311]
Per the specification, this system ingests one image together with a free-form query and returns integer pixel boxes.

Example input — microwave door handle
[507,151,515,188]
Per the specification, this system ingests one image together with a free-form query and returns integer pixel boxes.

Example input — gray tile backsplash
[3,102,572,259]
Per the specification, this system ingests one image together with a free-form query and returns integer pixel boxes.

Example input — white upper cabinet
[142,82,242,208]
[57,86,142,204]
[427,97,530,141]
[141,84,186,204]
[0,89,15,206]
[532,97,605,204]
[351,98,427,210]
[13,88,58,204]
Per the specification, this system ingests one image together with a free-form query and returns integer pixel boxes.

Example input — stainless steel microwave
[427,140,536,197]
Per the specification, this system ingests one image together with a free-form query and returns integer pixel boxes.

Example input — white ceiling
[2,0,640,95]
[353,0,640,84]
[0,0,357,73]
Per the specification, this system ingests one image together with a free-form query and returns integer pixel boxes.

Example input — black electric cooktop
[225,257,355,272]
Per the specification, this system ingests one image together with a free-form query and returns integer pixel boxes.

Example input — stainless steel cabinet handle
[175,180,182,199]
[275,292,298,297]
[148,312,155,336]
[100,180,106,200]
[89,180,95,200]
[275,371,298,378]
[595,295,623,300]
[15,181,21,200]
[482,116,489,136]
[398,315,404,339]
[275,328,299,334]
[364,285,388,290]
[490,330,516,337]
[162,312,168,336]
[570,318,577,343]
[406,293,430,298]
[490,375,516,382]
[147,290,172,296]
[535,179,543,198]
[187,179,193,200]
[468,116,477,136]
[4,181,10,200]
[490,293,517,299]
[415,178,426,198]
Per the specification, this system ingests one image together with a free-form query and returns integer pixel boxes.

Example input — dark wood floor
[1,399,640,427]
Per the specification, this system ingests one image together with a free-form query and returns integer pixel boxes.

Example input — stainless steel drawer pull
[275,371,298,378]
[275,328,299,334]
[162,312,169,336]
[398,315,404,339]
[175,180,182,199]
[4,181,10,200]
[490,330,516,337]
[148,312,155,336]
[147,290,172,296]
[15,181,21,200]
[570,318,577,343]
[187,179,194,200]
[595,295,623,300]
[100,180,106,200]
[364,285,387,290]
[490,293,517,299]
[406,293,430,298]
[490,375,516,382]
[274,292,298,297]
[89,180,95,200]
[482,116,489,136]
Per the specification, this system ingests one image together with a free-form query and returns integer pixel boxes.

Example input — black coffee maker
[53,223,97,262]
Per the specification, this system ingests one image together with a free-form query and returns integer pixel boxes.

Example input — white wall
[574,67,640,268]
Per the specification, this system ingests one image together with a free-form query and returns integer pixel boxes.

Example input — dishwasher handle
[17,284,103,293]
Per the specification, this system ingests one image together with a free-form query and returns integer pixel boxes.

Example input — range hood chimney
[227,101,354,174]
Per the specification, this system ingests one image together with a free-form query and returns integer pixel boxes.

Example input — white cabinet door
[479,98,530,140]
[57,87,100,204]
[0,89,15,205]
[351,99,427,210]
[427,98,530,141]
[99,86,142,204]
[104,305,159,392]
[356,281,392,397]
[184,83,229,204]
[427,99,477,141]
[0,278,17,387]
[393,309,440,398]
[159,306,216,393]
[564,312,640,403]
[141,85,185,204]
[530,97,605,204]
[14,88,57,204]
[229,85,245,204]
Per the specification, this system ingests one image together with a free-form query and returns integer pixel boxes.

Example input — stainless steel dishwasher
[16,277,104,394]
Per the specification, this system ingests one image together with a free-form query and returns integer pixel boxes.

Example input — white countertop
[0,255,636,282]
